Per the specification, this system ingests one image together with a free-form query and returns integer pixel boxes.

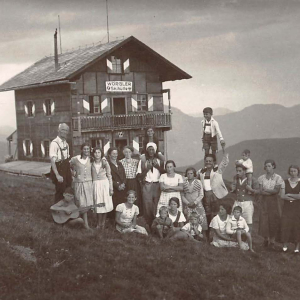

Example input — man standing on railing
[49,123,72,202]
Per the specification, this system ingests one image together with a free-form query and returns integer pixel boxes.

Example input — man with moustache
[49,123,72,202]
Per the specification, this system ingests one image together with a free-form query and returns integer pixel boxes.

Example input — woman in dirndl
[280,165,300,253]
[258,159,283,248]
[181,167,208,232]
[156,160,183,216]
[70,143,93,229]
[92,147,113,229]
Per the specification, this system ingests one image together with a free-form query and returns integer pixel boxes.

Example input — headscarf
[146,142,157,152]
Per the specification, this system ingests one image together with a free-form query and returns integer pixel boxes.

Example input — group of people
[49,107,300,253]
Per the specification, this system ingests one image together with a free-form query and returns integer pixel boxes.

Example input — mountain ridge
[167,104,300,167]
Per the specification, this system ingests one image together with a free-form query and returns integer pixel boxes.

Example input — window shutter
[43,102,46,115]
[123,58,130,73]
[131,94,137,112]
[133,136,139,153]
[101,96,110,114]
[83,98,90,113]
[41,142,45,157]
[51,100,55,114]
[24,104,28,116]
[30,141,33,156]
[32,103,36,116]
[23,141,27,156]
[103,140,110,155]
[106,58,113,71]
[148,95,154,112]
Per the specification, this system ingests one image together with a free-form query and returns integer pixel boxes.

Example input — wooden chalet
[0,35,191,162]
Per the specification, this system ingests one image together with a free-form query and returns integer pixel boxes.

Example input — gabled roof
[0,36,192,92]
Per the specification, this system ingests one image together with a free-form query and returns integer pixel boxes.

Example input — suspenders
[53,140,69,161]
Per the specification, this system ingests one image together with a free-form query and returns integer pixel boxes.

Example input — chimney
[54,29,59,70]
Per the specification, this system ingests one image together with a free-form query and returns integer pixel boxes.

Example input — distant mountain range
[178,137,300,181]
[189,107,234,118]
[168,104,300,167]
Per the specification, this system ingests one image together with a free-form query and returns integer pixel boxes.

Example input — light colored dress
[182,178,208,230]
[70,155,93,207]
[157,173,183,216]
[115,203,148,235]
[92,158,113,213]
[210,215,249,250]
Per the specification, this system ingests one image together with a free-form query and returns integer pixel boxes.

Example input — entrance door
[113,97,126,115]
[115,139,127,160]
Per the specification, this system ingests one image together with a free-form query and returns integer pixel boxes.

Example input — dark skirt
[281,201,300,243]
[258,195,281,240]
[127,178,143,215]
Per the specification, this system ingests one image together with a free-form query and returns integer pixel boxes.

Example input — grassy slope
[0,172,300,300]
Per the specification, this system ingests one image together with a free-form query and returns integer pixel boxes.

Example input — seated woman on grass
[209,202,249,250]
[115,190,148,235]
[168,197,186,229]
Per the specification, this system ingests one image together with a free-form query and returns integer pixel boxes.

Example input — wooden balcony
[72,113,172,133]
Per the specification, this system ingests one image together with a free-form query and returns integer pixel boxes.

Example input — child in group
[226,206,254,252]
[181,212,205,242]
[151,206,173,239]
[201,107,226,157]
[234,149,253,193]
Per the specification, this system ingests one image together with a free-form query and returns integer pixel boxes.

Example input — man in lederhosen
[49,123,72,202]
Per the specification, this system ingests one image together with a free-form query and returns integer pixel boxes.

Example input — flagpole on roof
[106,0,110,43]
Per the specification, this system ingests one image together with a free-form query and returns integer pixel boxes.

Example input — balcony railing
[72,113,172,132]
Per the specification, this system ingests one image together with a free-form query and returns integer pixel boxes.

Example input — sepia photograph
[0,0,300,299]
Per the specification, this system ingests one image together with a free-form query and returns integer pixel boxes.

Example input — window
[108,56,122,74]
[44,140,50,158]
[44,99,54,116]
[137,95,148,111]
[26,101,34,117]
[23,139,33,157]
[138,136,144,152]
[91,139,104,151]
[89,96,101,114]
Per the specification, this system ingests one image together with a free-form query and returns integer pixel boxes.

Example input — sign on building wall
[106,81,132,92]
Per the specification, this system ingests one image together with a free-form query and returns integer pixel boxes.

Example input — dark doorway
[113,97,126,115]
[115,139,127,160]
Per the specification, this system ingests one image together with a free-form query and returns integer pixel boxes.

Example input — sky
[1,0,300,128]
